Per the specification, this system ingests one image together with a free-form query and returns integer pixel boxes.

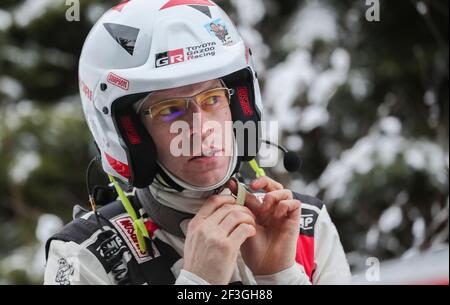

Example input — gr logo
[156,49,185,68]
[300,214,314,230]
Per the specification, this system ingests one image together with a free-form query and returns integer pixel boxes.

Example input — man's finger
[208,203,255,225]
[219,210,256,237]
[226,179,263,212]
[196,195,236,218]
[228,223,256,246]
[261,190,293,213]
[249,176,283,192]
[274,200,301,219]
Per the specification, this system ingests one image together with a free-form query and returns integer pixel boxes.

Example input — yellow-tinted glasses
[141,87,234,123]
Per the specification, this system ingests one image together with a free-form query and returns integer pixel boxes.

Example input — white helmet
[79,0,263,188]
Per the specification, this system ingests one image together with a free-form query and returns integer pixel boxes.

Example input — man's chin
[188,176,226,188]
[181,166,229,188]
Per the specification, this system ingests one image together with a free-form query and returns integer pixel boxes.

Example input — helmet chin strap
[155,137,239,192]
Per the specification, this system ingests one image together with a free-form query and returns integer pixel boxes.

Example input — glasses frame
[141,87,235,120]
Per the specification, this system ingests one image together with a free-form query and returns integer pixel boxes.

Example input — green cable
[108,175,149,253]
[249,159,266,178]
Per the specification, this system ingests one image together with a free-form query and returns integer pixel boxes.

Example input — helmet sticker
[79,77,93,102]
[156,49,185,68]
[155,42,216,68]
[103,23,140,56]
[204,18,234,46]
[107,73,129,91]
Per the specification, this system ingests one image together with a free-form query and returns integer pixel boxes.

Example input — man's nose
[187,103,213,141]
[187,100,204,129]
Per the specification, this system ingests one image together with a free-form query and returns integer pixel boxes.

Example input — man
[44,0,351,285]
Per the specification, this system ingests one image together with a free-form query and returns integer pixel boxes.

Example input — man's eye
[159,106,183,116]
[202,96,220,106]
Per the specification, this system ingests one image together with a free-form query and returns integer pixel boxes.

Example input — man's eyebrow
[149,83,221,104]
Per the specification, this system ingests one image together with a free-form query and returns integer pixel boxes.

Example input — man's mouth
[189,148,224,162]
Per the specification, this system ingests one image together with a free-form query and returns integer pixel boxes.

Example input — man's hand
[183,195,256,285]
[227,176,301,276]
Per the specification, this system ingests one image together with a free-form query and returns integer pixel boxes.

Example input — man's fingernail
[251,178,260,186]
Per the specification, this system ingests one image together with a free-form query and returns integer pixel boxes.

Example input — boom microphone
[261,140,302,173]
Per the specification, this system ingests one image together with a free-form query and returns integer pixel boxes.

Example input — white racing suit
[44,189,351,285]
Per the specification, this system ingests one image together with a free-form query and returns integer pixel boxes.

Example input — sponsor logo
[111,255,130,284]
[155,42,216,68]
[237,87,254,117]
[186,42,216,60]
[120,116,141,145]
[96,234,126,262]
[79,78,93,102]
[112,215,159,264]
[205,18,233,46]
[55,258,74,285]
[156,48,185,68]
[107,72,129,90]
[300,214,315,231]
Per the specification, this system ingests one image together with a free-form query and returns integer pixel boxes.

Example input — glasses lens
[151,99,187,122]
[197,88,230,111]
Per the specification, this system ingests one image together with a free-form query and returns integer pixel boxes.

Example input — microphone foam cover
[283,151,301,173]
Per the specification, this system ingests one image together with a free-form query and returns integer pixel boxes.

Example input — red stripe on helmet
[160,0,214,10]
[105,153,131,178]
[112,0,130,12]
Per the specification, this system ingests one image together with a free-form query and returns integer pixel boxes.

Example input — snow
[285,135,304,152]
[9,151,41,184]
[0,76,24,100]
[231,0,265,26]
[35,214,64,243]
[0,9,12,31]
[319,116,449,202]
[416,1,429,15]
[412,217,426,246]
[264,50,314,131]
[379,206,403,233]
[366,225,380,251]
[289,179,319,197]
[379,116,402,135]
[14,0,65,27]
[282,1,337,50]
[349,70,370,101]
[231,0,269,72]
[424,90,437,106]
[87,4,107,24]
[262,1,341,132]
[0,214,63,282]
[298,105,330,132]
[1,46,39,69]
[405,146,426,170]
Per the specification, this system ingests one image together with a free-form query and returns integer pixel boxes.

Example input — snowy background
[0,0,448,284]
